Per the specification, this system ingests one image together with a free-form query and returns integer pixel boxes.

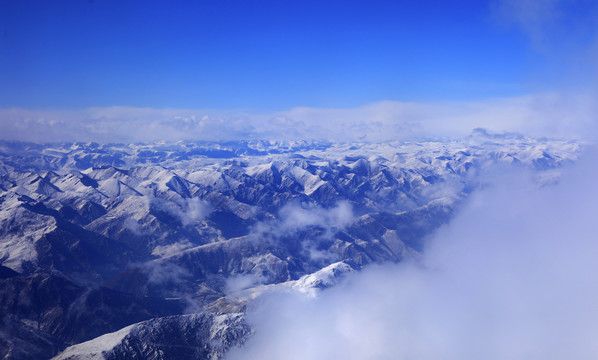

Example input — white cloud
[276,201,354,235]
[225,149,598,360]
[151,240,193,258]
[0,93,594,143]
[249,201,355,263]
[178,197,212,226]
[225,273,267,297]
[149,197,212,227]
[142,261,191,286]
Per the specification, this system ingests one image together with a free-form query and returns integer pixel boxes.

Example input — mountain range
[0,132,580,359]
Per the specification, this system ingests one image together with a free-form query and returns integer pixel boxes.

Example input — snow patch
[52,324,135,360]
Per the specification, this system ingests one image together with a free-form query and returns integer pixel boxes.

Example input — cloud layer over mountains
[0,93,595,143]
[225,151,598,360]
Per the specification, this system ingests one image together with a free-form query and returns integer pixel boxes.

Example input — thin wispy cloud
[494,0,598,90]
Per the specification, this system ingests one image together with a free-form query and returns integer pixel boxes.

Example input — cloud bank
[0,93,595,143]
[225,151,598,360]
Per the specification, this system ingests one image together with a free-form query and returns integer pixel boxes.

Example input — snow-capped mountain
[0,133,581,359]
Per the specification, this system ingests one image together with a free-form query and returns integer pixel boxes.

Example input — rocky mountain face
[0,133,580,359]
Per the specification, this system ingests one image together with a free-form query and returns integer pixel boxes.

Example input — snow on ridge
[52,324,136,360]
[290,262,355,296]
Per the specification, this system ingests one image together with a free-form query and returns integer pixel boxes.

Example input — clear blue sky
[0,0,595,110]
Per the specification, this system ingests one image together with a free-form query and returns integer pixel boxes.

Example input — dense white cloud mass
[225,152,598,360]
[0,93,594,143]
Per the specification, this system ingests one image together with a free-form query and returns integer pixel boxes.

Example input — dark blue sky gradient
[0,0,592,110]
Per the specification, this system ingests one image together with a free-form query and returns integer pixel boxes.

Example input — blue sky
[0,0,596,111]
